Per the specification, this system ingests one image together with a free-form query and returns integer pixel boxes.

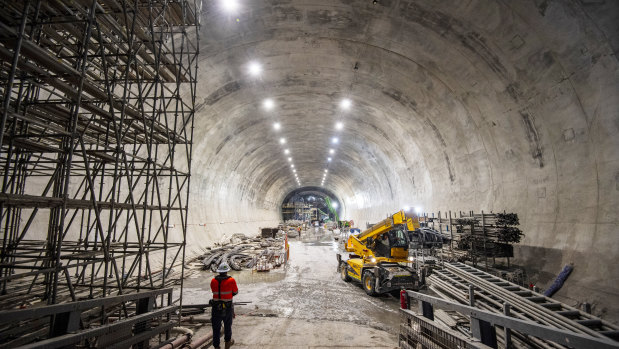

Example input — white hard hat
[216,262,231,273]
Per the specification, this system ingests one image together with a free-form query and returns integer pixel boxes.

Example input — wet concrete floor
[182,230,400,348]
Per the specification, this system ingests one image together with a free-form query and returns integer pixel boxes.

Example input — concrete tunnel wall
[185,1,619,320]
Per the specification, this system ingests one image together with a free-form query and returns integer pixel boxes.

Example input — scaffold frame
[0,0,199,345]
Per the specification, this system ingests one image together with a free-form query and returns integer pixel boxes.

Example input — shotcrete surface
[182,232,400,348]
[187,0,619,320]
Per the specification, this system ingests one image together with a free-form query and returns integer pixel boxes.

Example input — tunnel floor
[181,230,400,348]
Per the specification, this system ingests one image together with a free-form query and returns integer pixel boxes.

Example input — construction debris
[199,234,287,273]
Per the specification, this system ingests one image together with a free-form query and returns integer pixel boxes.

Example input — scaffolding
[0,0,199,345]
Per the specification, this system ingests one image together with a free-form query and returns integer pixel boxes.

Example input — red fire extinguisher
[400,289,409,309]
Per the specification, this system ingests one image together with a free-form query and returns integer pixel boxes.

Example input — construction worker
[210,262,238,349]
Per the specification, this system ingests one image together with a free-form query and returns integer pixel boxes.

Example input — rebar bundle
[0,0,199,345]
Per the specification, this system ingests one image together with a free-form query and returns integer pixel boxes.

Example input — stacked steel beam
[428,262,619,348]
[0,0,199,346]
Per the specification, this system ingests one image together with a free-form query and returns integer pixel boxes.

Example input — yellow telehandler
[336,210,424,296]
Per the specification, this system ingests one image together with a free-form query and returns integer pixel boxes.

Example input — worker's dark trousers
[211,303,233,348]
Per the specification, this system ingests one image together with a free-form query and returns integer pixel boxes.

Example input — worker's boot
[224,339,235,349]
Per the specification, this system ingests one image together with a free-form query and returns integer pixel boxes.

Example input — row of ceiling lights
[243,54,353,188]
[322,99,350,186]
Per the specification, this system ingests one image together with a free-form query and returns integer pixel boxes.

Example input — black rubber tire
[362,270,378,296]
[340,264,351,282]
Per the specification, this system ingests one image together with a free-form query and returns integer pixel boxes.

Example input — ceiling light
[325,169,328,173]
[327,157,332,162]
[221,0,239,12]
[335,122,344,130]
[329,149,334,154]
[332,202,338,208]
[287,157,292,162]
[293,169,296,173]
[279,138,286,144]
[264,98,274,110]
[291,164,294,168]
[248,61,262,76]
[332,137,339,144]
[340,98,352,109]
[273,122,281,130]
[284,149,289,154]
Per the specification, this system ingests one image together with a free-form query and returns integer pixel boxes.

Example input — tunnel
[0,0,618,346]
[280,186,342,222]
[188,0,619,320]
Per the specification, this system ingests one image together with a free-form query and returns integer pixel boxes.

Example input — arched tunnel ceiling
[195,0,618,212]
[189,0,618,319]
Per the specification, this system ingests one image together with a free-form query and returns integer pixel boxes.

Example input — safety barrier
[401,290,619,349]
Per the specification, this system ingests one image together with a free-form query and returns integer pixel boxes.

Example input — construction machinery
[337,211,430,296]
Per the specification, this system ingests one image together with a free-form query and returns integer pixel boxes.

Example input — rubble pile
[199,233,286,272]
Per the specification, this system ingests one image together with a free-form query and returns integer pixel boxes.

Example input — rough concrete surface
[186,0,619,321]
[183,235,400,348]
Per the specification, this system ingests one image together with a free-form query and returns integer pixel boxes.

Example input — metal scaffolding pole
[0,0,200,346]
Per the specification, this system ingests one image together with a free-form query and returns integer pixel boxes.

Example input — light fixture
[248,61,262,76]
[335,122,344,130]
[221,0,239,12]
[324,169,328,173]
[263,98,274,110]
[279,138,286,144]
[291,164,294,168]
[287,157,292,162]
[284,149,290,154]
[273,122,281,130]
[332,137,339,144]
[329,149,334,154]
[332,202,338,209]
[293,169,296,173]
[340,98,352,110]
[327,157,332,162]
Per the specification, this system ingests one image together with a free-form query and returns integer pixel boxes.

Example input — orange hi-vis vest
[211,275,238,301]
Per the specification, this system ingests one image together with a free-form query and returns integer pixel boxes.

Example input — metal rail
[402,290,619,349]
[0,0,199,346]
[0,288,176,348]
[427,262,619,347]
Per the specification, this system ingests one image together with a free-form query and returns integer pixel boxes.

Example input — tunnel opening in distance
[281,186,342,223]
